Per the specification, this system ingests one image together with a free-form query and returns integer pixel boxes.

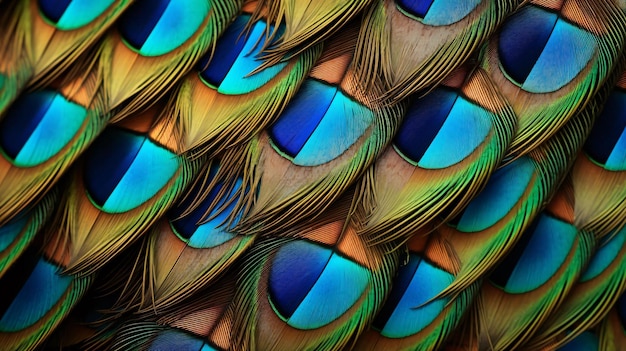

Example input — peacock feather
[2,0,626,350]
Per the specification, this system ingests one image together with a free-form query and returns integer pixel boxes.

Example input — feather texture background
[1,0,626,350]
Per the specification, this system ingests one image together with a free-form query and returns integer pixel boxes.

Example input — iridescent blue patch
[268,240,369,329]
[0,210,29,253]
[558,331,599,351]
[373,254,453,338]
[455,157,535,232]
[39,0,116,30]
[118,0,210,56]
[0,90,87,167]
[169,167,243,249]
[268,79,373,166]
[150,329,213,351]
[0,258,72,332]
[396,0,481,26]
[580,226,626,282]
[498,6,596,93]
[84,128,179,213]
[394,89,492,169]
[490,214,577,293]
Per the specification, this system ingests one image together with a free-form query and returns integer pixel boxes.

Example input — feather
[0,226,92,351]
[0,0,130,115]
[572,69,626,237]
[0,72,107,226]
[523,222,626,349]
[356,65,515,244]
[170,8,322,157]
[0,189,57,278]
[111,273,238,350]
[354,231,478,351]
[353,0,519,101]
[232,192,399,350]
[231,23,405,236]
[598,292,626,349]
[248,0,372,65]
[134,162,255,312]
[459,186,595,350]
[91,0,242,122]
[58,103,202,275]
[481,0,626,158]
[2,2,626,350]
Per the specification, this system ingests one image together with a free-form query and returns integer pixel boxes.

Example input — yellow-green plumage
[2,0,626,350]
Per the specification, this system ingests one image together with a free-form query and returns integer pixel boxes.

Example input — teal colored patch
[55,0,116,30]
[0,259,72,332]
[580,226,626,282]
[558,331,598,351]
[0,212,29,252]
[417,96,492,169]
[186,178,242,248]
[380,258,453,338]
[505,214,577,293]
[292,92,373,166]
[456,156,535,232]
[101,139,179,213]
[139,0,210,56]
[218,21,288,95]
[286,252,369,329]
[201,344,220,351]
[14,93,87,167]
[423,0,481,26]
[522,19,596,93]
[605,128,626,171]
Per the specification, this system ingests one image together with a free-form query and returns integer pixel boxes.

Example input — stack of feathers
[2,0,626,350]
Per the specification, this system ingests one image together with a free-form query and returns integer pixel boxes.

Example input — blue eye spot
[118,0,210,56]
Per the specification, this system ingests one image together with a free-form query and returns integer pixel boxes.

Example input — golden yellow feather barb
[0,0,130,116]
[355,65,515,245]
[481,0,626,158]
[353,0,519,102]
[110,273,238,351]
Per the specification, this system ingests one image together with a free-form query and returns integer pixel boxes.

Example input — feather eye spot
[394,89,492,169]
[0,90,87,168]
[83,128,180,214]
[372,253,453,338]
[168,169,243,249]
[557,331,599,350]
[580,226,626,282]
[0,258,72,332]
[489,214,577,294]
[268,240,369,329]
[38,0,115,30]
[396,0,481,26]
[498,6,596,93]
[118,0,210,56]
[198,16,288,95]
[269,79,373,166]
[583,88,626,171]
[453,157,535,232]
